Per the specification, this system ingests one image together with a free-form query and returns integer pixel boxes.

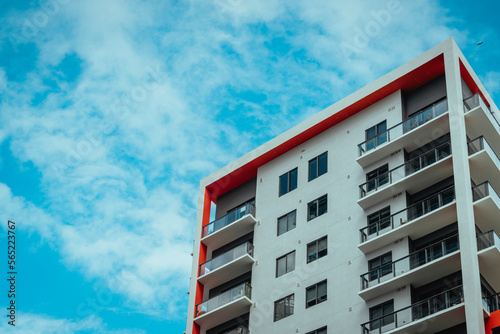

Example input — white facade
[186,38,500,334]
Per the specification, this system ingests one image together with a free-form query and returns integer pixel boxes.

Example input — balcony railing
[358,98,448,156]
[202,203,256,238]
[477,230,500,251]
[484,292,500,313]
[361,285,463,334]
[359,141,451,198]
[468,136,500,162]
[464,93,500,128]
[195,282,251,318]
[361,234,459,290]
[472,182,500,202]
[360,186,455,242]
[199,241,253,277]
[223,326,250,334]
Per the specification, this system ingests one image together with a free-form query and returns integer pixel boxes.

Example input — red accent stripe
[485,310,500,333]
[459,60,491,107]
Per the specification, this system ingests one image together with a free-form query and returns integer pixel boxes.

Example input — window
[307,195,327,221]
[368,252,392,282]
[306,327,327,334]
[366,121,387,151]
[274,294,294,321]
[276,251,295,277]
[366,164,389,192]
[307,236,327,263]
[277,210,296,236]
[309,152,328,181]
[279,168,298,196]
[367,207,391,236]
[369,300,394,330]
[493,326,500,334]
[306,280,327,308]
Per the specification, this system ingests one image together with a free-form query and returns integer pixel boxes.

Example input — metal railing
[360,186,455,242]
[199,241,253,277]
[361,234,459,290]
[195,282,252,318]
[484,292,500,313]
[464,93,500,129]
[358,98,448,156]
[202,203,256,238]
[361,285,464,333]
[477,230,500,251]
[468,136,500,162]
[472,182,500,202]
[359,141,451,198]
[223,326,250,334]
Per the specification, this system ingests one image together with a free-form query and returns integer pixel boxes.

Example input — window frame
[277,210,297,236]
[279,168,298,196]
[369,299,394,330]
[308,152,328,181]
[307,194,328,221]
[305,280,327,308]
[307,236,328,263]
[306,327,327,334]
[368,252,393,282]
[367,206,391,236]
[366,164,389,192]
[274,294,294,322]
[276,251,296,277]
[365,120,388,151]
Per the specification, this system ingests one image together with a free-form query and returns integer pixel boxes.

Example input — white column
[444,41,485,333]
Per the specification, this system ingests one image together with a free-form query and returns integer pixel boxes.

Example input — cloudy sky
[0,0,499,333]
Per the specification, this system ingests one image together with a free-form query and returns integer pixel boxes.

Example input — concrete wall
[404,74,447,118]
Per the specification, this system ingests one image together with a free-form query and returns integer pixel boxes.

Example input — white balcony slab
[474,196,500,240]
[198,254,254,289]
[201,215,257,249]
[469,149,500,192]
[478,246,500,292]
[194,296,252,329]
[465,103,500,156]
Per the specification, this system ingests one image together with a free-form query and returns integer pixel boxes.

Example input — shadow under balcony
[464,94,500,156]
[468,136,500,193]
[201,203,257,249]
[473,182,500,239]
[359,186,457,254]
[478,230,500,293]
[194,283,252,329]
[198,242,254,289]
[359,234,460,301]
[358,141,453,210]
[357,98,449,168]
[361,286,465,334]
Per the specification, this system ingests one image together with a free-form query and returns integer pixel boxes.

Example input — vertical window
[306,327,327,334]
[366,164,389,192]
[365,121,387,151]
[369,300,394,330]
[307,236,327,263]
[274,294,294,321]
[367,207,391,236]
[277,210,297,236]
[276,251,295,277]
[309,152,328,181]
[306,280,327,308]
[279,168,298,196]
[368,252,392,282]
[307,195,327,221]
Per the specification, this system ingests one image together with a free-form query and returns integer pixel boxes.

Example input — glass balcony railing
[468,136,500,163]
[477,230,500,251]
[195,282,251,318]
[361,234,459,290]
[358,98,448,156]
[472,182,500,202]
[484,292,500,313]
[223,326,250,334]
[199,242,254,277]
[202,203,256,238]
[361,285,464,334]
[464,93,500,128]
[360,186,455,242]
[359,141,451,198]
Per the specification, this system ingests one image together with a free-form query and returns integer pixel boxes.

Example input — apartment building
[185,38,500,334]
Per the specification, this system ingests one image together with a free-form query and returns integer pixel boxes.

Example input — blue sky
[0,0,499,333]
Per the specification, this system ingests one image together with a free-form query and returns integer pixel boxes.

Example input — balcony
[358,141,453,209]
[361,286,465,334]
[468,136,500,192]
[359,186,456,254]
[359,234,460,301]
[472,182,500,239]
[198,242,254,289]
[222,326,250,334]
[357,99,449,168]
[464,94,500,156]
[484,292,500,314]
[201,203,257,249]
[478,230,500,293]
[194,283,252,329]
